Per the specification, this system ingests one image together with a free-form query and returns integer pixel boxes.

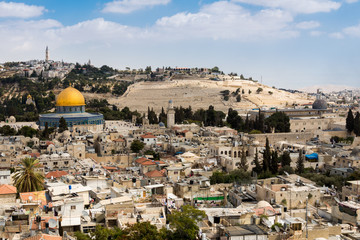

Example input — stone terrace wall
[249,132,314,146]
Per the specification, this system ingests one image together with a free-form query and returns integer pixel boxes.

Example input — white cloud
[155,1,298,40]
[325,22,360,39]
[0,1,45,18]
[329,32,344,39]
[309,30,324,36]
[0,1,308,57]
[343,23,360,37]
[296,21,320,29]
[102,0,170,14]
[232,0,341,14]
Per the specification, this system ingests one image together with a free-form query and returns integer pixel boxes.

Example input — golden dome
[56,86,85,106]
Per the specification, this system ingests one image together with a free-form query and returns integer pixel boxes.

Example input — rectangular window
[71,205,76,210]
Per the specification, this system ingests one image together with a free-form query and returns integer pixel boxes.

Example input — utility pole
[306,197,308,239]
[290,188,292,217]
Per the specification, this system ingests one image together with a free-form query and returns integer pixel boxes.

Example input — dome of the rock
[56,86,85,107]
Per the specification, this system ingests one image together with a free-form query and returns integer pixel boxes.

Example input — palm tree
[13,158,44,193]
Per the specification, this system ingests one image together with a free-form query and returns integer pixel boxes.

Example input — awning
[305,153,318,160]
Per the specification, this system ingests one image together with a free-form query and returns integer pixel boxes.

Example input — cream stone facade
[255,176,321,209]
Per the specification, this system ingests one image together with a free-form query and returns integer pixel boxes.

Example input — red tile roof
[141,160,156,166]
[135,157,165,166]
[0,184,17,195]
[45,170,68,179]
[135,157,150,164]
[145,170,165,178]
[24,233,61,240]
[141,134,156,138]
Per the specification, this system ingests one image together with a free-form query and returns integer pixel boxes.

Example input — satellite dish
[28,196,33,202]
[48,219,57,228]
[334,197,340,203]
[284,171,290,176]
[275,225,280,233]
[82,210,89,217]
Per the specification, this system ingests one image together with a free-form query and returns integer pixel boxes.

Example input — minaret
[45,46,49,63]
[167,100,175,128]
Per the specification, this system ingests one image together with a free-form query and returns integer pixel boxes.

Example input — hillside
[108,78,312,114]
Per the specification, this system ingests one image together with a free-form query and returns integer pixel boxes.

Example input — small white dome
[256,200,272,208]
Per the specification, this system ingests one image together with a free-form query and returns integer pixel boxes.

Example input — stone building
[255,175,321,210]
[0,184,17,203]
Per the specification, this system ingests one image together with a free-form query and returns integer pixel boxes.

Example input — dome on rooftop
[312,99,327,110]
[56,86,85,107]
[256,200,272,208]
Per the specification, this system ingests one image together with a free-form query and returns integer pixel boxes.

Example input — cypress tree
[42,122,50,139]
[296,150,305,174]
[240,147,248,171]
[253,148,262,174]
[58,117,68,133]
[262,138,271,172]
[270,151,279,174]
[354,112,360,137]
[346,109,355,133]
[280,151,292,167]
[244,114,250,132]
[258,111,265,133]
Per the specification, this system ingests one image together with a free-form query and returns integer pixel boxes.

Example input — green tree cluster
[264,111,290,133]
[130,140,145,153]
[148,107,158,124]
[253,138,292,177]
[210,170,251,184]
[0,125,40,138]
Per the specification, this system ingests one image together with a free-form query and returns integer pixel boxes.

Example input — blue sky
[1,0,360,89]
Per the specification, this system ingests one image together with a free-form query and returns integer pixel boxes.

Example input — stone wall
[0,194,16,203]
[86,153,133,167]
[250,132,314,146]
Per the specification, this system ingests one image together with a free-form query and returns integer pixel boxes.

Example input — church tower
[45,46,49,63]
[167,100,175,128]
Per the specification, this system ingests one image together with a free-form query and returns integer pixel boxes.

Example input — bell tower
[167,100,175,128]
[45,46,49,63]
